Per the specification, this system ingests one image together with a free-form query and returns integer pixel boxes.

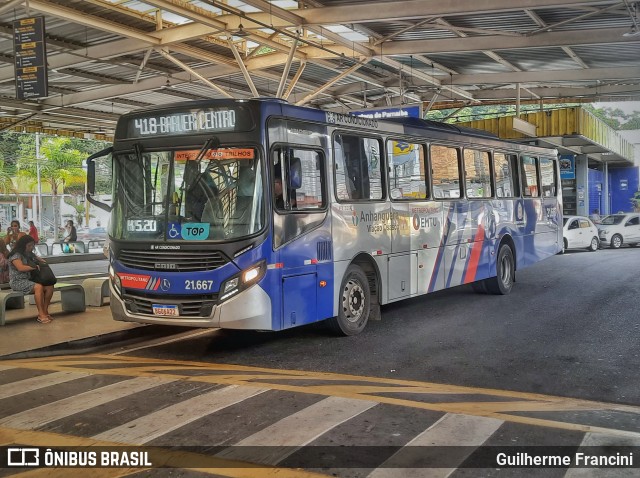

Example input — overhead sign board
[13,16,48,100]
[350,104,422,120]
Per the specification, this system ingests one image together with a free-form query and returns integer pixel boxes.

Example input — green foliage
[632,190,640,212]
[426,103,582,123]
[583,105,640,131]
[64,196,94,227]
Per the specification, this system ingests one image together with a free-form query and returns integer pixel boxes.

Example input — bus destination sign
[127,107,252,138]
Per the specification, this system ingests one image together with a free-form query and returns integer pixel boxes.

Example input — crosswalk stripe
[563,432,640,478]
[0,376,172,429]
[217,396,378,466]
[0,371,89,400]
[367,413,504,478]
[93,385,267,444]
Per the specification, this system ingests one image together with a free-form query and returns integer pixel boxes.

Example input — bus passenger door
[271,145,331,329]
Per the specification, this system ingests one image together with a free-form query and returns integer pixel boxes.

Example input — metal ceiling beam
[26,0,161,45]
[468,83,640,100]
[284,0,621,25]
[296,59,371,106]
[449,67,640,85]
[376,28,638,55]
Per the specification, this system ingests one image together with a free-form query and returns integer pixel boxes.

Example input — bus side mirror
[86,146,113,212]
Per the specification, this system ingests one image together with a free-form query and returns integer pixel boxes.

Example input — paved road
[122,247,640,406]
[2,248,640,476]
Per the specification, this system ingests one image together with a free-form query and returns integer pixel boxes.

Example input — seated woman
[8,235,54,324]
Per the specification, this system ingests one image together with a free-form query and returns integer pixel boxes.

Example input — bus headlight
[219,260,266,302]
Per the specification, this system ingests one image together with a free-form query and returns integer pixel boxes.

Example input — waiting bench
[1,282,86,326]
[83,276,110,307]
[50,241,87,254]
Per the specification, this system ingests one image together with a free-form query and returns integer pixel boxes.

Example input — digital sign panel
[126,106,254,138]
[13,16,48,100]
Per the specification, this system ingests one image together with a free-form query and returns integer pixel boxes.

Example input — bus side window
[334,134,383,201]
[430,144,461,199]
[539,158,557,197]
[520,156,540,198]
[494,152,518,198]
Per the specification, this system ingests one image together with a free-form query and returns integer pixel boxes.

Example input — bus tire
[327,264,370,336]
[471,281,488,294]
[485,245,515,295]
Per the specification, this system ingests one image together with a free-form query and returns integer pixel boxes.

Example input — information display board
[13,16,48,100]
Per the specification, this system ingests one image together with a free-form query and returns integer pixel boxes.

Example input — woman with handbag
[8,235,55,324]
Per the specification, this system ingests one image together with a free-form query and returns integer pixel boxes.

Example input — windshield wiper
[176,136,220,218]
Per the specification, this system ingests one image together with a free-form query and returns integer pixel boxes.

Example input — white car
[597,213,640,249]
[562,216,600,252]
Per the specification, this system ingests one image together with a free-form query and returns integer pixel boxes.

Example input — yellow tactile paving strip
[5,354,640,439]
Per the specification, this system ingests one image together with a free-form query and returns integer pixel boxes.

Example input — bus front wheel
[485,245,515,295]
[328,265,370,336]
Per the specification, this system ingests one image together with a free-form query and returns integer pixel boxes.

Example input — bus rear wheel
[327,264,370,336]
[485,245,515,295]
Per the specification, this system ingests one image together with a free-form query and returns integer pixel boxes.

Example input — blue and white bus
[87,98,561,335]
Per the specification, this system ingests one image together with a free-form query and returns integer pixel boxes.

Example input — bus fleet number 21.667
[185,280,214,290]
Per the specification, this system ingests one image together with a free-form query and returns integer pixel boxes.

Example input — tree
[17,136,86,239]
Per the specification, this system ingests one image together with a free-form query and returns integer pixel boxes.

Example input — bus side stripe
[464,224,486,284]
[428,204,454,292]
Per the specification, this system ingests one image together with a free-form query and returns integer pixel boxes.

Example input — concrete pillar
[575,154,589,216]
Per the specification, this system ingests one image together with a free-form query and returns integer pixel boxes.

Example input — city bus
[86,98,561,336]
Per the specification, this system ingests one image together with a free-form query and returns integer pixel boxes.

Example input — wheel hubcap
[342,279,365,323]
[501,254,512,286]
[613,237,621,247]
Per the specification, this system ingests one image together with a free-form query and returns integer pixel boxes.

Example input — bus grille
[118,250,229,272]
[123,292,217,318]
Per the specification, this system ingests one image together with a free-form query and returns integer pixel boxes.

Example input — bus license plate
[152,304,178,316]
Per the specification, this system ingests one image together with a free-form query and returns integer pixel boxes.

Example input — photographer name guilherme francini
[497,452,634,467]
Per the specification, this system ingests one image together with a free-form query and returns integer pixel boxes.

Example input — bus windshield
[110,146,264,241]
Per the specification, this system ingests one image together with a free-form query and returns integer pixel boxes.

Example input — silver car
[597,213,640,249]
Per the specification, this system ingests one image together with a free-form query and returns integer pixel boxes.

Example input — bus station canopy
[0,0,639,140]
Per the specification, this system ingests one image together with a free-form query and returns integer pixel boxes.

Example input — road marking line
[1,376,172,429]
[368,413,503,478]
[563,432,640,478]
[217,396,377,465]
[110,329,217,355]
[5,355,640,438]
[93,385,267,444]
[0,371,89,400]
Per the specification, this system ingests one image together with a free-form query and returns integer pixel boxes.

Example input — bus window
[463,149,492,198]
[272,147,325,212]
[430,145,461,199]
[539,158,557,197]
[334,134,383,201]
[520,156,540,197]
[387,140,427,200]
[494,153,518,198]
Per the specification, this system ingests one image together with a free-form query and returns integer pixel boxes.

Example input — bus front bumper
[109,282,273,329]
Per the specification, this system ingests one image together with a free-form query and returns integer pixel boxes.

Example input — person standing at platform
[28,221,39,243]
